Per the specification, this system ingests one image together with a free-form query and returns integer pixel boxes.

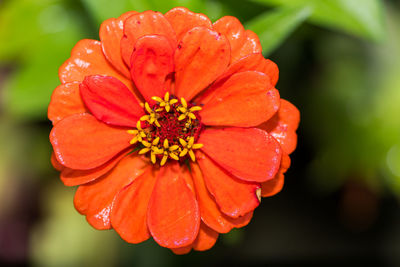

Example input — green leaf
[250,0,386,41]
[80,0,152,26]
[0,0,86,121]
[246,6,312,56]
[81,0,208,27]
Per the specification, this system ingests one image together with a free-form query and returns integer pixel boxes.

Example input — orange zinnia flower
[48,7,299,253]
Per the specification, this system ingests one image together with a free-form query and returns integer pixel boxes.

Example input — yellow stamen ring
[128,92,203,166]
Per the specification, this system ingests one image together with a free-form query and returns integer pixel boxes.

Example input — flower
[48,7,300,254]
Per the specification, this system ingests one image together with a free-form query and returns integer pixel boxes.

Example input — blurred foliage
[251,0,386,41]
[304,4,400,196]
[246,6,312,55]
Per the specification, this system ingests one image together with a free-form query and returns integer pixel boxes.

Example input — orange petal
[199,71,280,127]
[74,154,149,229]
[165,7,212,42]
[120,11,177,67]
[130,35,174,103]
[80,75,144,127]
[261,171,284,197]
[59,39,136,100]
[191,163,253,233]
[174,27,230,101]
[214,53,279,87]
[171,246,192,255]
[171,223,219,254]
[261,153,291,197]
[213,17,261,64]
[198,127,282,183]
[51,152,65,171]
[60,150,129,186]
[196,151,260,218]
[147,162,200,248]
[258,99,300,154]
[239,30,262,62]
[99,11,137,78]
[50,113,132,170]
[48,82,87,125]
[111,167,157,243]
[193,223,219,251]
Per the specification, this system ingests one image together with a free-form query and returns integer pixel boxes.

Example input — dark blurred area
[0,0,399,266]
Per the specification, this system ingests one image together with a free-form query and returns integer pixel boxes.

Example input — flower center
[127,92,203,166]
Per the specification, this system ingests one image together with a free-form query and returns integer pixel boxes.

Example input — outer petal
[193,223,219,251]
[60,150,129,186]
[51,152,65,171]
[121,11,177,67]
[80,75,144,127]
[174,27,230,101]
[48,82,87,125]
[74,154,149,229]
[59,39,136,99]
[191,163,253,233]
[261,153,290,197]
[213,17,261,64]
[130,35,174,103]
[171,223,219,255]
[100,11,137,78]
[165,7,212,42]
[215,53,279,87]
[199,71,280,127]
[50,113,132,170]
[111,167,157,243]
[198,127,282,182]
[147,162,200,248]
[196,151,260,218]
[259,99,300,154]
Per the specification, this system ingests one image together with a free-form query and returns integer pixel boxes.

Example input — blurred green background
[0,0,399,265]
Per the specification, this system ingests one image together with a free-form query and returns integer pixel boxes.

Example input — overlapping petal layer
[73,154,148,229]
[49,7,299,253]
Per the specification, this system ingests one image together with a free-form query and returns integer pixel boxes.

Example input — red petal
[259,99,300,154]
[261,153,291,197]
[171,223,219,254]
[199,71,280,127]
[213,17,261,64]
[120,11,177,67]
[196,151,260,218]
[50,113,132,170]
[147,163,200,248]
[59,39,137,100]
[111,167,157,243]
[165,7,212,42]
[51,152,65,171]
[193,223,219,251]
[191,163,253,232]
[215,53,279,87]
[74,154,149,229]
[130,35,174,103]
[261,173,284,197]
[100,11,137,78]
[174,27,230,101]
[48,82,87,125]
[80,75,144,127]
[171,246,192,255]
[60,150,129,186]
[239,30,262,62]
[198,127,282,182]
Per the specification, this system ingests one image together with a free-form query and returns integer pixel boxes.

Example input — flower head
[48,7,299,253]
